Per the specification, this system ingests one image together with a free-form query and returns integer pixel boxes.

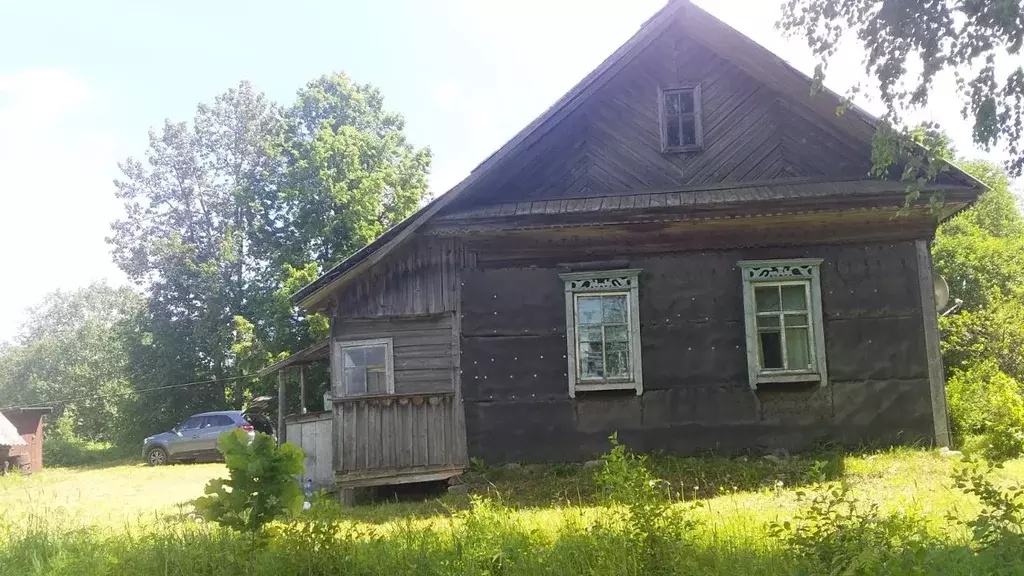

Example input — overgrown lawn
[2,448,1023,575]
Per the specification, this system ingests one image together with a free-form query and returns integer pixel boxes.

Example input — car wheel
[146,447,169,466]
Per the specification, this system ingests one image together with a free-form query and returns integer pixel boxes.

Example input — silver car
[142,410,255,466]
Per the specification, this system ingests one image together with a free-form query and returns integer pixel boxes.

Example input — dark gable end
[292,0,984,310]
[450,24,876,210]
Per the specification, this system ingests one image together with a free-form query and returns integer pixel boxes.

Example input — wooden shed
[271,0,984,497]
[1,408,52,474]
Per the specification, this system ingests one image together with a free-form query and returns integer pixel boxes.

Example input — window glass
[662,87,700,150]
[664,92,681,114]
[754,283,813,371]
[178,417,202,431]
[342,344,388,396]
[575,294,630,381]
[202,415,234,428]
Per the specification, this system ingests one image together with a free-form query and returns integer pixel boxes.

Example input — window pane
[605,325,629,343]
[180,417,202,431]
[665,92,680,114]
[605,342,630,378]
[784,313,809,328]
[781,285,807,311]
[666,118,681,147]
[343,347,365,368]
[578,326,603,343]
[759,331,783,369]
[344,367,367,395]
[364,345,386,367]
[757,315,780,329]
[577,297,602,324]
[367,368,387,395]
[754,286,780,312]
[681,118,697,146]
[602,295,627,323]
[785,327,812,369]
[580,352,604,379]
[678,91,695,114]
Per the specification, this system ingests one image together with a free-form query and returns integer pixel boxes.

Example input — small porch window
[559,269,643,397]
[659,84,703,152]
[739,259,828,389]
[334,338,395,397]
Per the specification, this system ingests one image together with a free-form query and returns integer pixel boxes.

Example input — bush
[952,462,1024,551]
[195,428,305,572]
[947,360,1024,461]
[770,483,935,575]
[595,433,697,572]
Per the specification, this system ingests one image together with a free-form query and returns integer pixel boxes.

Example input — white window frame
[559,269,643,397]
[332,337,395,397]
[738,259,827,389]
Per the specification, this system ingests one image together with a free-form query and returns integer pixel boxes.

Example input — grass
[1,447,1023,575]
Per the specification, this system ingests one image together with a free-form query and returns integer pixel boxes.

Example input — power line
[0,374,253,412]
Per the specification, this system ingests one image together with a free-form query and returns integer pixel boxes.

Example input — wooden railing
[333,392,466,486]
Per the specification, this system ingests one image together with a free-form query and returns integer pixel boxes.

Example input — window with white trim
[559,269,643,397]
[334,338,395,397]
[739,259,828,389]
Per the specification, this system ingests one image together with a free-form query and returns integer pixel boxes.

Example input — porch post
[277,370,286,446]
[299,365,307,414]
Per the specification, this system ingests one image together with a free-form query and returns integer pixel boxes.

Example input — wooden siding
[333,314,454,396]
[285,412,333,488]
[456,30,785,208]
[334,393,467,475]
[332,236,468,318]
[448,19,889,212]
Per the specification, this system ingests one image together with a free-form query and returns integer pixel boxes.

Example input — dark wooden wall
[451,18,872,211]
[460,241,933,463]
[333,236,469,318]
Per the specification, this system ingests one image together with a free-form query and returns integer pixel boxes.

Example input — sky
[0,0,1016,343]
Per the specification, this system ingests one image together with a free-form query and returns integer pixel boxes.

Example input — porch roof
[258,339,330,378]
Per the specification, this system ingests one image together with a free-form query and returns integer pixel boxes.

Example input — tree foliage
[100,73,430,445]
[0,282,143,443]
[932,159,1024,457]
[778,0,1024,176]
[195,430,305,535]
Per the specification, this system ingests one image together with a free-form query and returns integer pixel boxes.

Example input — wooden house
[267,0,985,494]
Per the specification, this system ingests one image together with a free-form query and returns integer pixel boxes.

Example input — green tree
[109,81,283,409]
[0,282,143,443]
[778,0,1024,177]
[274,72,431,270]
[932,159,1024,455]
[108,74,431,436]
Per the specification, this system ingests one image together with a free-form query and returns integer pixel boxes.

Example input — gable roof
[0,412,26,448]
[292,0,985,311]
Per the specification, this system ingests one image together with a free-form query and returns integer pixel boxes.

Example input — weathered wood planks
[333,393,463,474]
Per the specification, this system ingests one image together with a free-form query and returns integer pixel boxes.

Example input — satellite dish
[934,274,950,311]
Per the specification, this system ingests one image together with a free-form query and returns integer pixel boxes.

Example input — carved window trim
[559,269,643,397]
[738,259,828,390]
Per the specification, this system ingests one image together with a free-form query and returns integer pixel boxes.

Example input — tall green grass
[1,448,1023,575]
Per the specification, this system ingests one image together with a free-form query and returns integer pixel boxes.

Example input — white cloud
[0,69,125,343]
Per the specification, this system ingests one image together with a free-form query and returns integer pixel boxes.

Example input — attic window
[659,84,703,152]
